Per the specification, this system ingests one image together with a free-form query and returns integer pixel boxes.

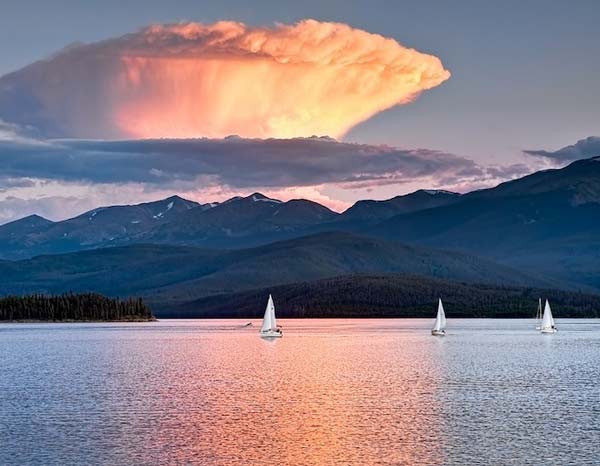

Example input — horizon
[1,150,588,226]
[0,131,597,223]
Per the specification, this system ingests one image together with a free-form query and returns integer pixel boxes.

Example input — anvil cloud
[0,20,450,139]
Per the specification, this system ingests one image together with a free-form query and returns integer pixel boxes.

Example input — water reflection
[0,319,599,465]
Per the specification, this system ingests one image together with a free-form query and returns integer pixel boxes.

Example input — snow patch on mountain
[153,201,174,219]
[88,208,107,220]
[422,189,457,196]
[252,194,282,203]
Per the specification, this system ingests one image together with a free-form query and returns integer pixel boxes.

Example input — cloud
[0,136,490,189]
[0,195,91,224]
[0,119,42,144]
[0,20,450,139]
[0,120,21,141]
[524,136,600,162]
[0,134,534,224]
[0,180,186,224]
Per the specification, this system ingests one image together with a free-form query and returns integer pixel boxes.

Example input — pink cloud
[0,20,450,140]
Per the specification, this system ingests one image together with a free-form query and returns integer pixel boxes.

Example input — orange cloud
[0,20,450,139]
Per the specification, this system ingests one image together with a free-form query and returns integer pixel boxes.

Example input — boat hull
[540,328,557,334]
[431,330,446,336]
[260,330,283,338]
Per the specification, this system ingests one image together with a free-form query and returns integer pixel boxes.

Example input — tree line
[0,293,154,321]
[166,274,600,318]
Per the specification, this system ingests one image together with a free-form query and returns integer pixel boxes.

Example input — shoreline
[0,318,157,323]
[3,316,599,322]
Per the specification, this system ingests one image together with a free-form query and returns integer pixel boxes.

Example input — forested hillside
[169,274,600,318]
[0,293,154,321]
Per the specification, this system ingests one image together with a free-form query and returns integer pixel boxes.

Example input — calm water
[1,319,599,465]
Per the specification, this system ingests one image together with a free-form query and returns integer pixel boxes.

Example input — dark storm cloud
[524,137,600,163]
[0,136,487,189]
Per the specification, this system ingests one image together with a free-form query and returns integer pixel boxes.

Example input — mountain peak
[1,214,53,228]
[164,194,205,210]
[26,214,52,222]
[0,214,53,240]
[418,189,460,196]
[341,189,461,222]
[159,194,197,206]
[247,192,282,203]
[164,194,185,202]
[467,155,600,201]
[223,193,283,204]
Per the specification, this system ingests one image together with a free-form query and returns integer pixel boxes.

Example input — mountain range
[1,156,600,315]
[0,232,556,307]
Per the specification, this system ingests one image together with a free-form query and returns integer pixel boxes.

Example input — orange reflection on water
[129,320,446,465]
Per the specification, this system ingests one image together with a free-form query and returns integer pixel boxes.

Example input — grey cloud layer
[0,136,491,189]
[0,195,94,224]
[524,136,600,162]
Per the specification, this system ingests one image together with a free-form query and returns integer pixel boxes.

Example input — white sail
[535,298,543,329]
[439,299,447,330]
[541,300,554,331]
[261,295,275,332]
[433,298,446,332]
[270,297,277,329]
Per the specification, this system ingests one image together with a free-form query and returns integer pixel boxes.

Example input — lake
[1,319,599,465]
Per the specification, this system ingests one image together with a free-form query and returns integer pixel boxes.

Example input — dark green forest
[168,274,600,318]
[0,293,154,321]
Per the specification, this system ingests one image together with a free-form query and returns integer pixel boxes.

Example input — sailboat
[260,294,283,338]
[431,298,447,336]
[535,298,543,330]
[540,299,557,334]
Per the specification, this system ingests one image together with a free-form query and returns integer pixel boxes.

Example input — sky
[0,0,599,222]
